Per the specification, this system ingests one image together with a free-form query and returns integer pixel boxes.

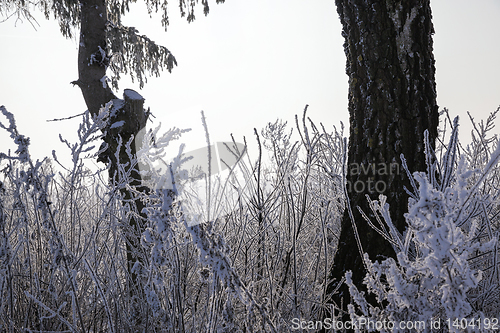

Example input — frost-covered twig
[345,113,500,331]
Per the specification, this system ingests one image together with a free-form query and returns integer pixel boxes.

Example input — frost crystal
[390,5,419,73]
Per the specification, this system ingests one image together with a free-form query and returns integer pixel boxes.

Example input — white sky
[1,0,499,169]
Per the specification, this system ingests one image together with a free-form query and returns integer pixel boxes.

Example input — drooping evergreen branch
[107,23,177,89]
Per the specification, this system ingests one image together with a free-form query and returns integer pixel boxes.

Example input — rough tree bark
[327,0,439,316]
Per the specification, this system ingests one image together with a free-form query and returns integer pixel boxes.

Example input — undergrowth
[0,104,499,332]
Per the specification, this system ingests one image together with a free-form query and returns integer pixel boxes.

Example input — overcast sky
[1,0,499,169]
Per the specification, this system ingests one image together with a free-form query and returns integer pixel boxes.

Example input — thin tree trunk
[327,0,439,316]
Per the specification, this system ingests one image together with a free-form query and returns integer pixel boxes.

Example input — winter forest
[1,1,500,332]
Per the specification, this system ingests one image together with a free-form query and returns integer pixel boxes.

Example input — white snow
[124,89,144,100]
[109,99,125,115]
[110,120,125,129]
[100,75,108,88]
[390,5,419,72]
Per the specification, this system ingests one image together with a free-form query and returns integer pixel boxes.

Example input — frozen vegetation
[0,104,499,332]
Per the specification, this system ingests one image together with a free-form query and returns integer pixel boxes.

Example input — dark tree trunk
[100,89,149,295]
[76,0,150,323]
[327,0,439,316]
[77,0,116,117]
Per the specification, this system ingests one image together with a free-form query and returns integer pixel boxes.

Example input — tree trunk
[77,0,116,117]
[327,0,439,316]
[76,0,150,325]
